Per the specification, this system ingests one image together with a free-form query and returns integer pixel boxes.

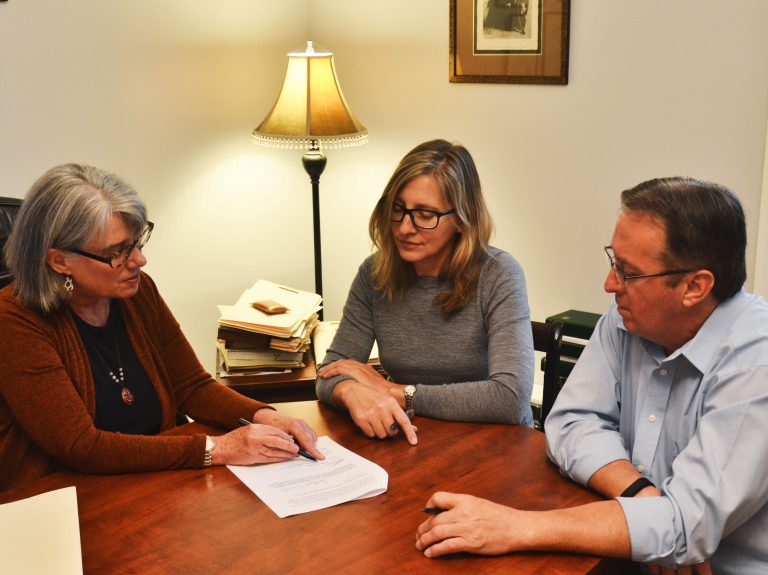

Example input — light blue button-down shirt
[546,290,768,574]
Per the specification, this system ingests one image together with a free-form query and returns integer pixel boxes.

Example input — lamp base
[302,150,327,318]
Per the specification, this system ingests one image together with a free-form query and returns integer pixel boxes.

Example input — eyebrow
[101,235,135,253]
[393,200,444,211]
[610,247,649,274]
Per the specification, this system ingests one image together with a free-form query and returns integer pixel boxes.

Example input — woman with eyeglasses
[316,139,534,444]
[0,163,322,491]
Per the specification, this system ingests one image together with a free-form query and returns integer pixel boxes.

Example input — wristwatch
[620,476,654,497]
[403,385,416,418]
[203,435,216,467]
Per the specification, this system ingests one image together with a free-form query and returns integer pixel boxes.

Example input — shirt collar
[676,288,754,373]
[615,289,755,373]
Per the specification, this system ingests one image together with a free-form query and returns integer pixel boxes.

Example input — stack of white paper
[216,280,321,375]
[218,280,321,340]
[215,341,305,370]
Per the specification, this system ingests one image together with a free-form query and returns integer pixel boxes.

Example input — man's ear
[46,249,70,275]
[681,270,715,308]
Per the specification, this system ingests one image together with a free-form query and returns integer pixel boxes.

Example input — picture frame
[450,0,571,85]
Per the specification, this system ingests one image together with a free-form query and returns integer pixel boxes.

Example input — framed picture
[450,0,571,85]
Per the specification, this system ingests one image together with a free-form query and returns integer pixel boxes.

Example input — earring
[63,274,74,293]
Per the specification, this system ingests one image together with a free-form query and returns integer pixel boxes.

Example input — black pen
[237,417,317,462]
[422,507,446,515]
[389,409,415,432]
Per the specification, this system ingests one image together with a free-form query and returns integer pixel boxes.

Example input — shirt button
[648,414,657,422]
[660,369,668,376]
[637,464,644,472]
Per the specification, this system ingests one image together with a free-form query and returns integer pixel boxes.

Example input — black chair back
[532,320,563,429]
[0,197,23,288]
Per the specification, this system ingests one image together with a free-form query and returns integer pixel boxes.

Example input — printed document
[228,436,388,518]
[0,486,83,574]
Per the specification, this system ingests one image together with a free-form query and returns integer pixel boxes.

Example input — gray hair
[3,163,147,314]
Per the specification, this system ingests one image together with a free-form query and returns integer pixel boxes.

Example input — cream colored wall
[2,1,767,370]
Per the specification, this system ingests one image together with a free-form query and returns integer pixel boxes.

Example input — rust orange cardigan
[0,272,267,491]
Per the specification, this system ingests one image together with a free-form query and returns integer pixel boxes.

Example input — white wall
[2,1,767,370]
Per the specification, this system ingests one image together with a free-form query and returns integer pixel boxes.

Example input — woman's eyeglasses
[390,204,456,230]
[70,222,154,269]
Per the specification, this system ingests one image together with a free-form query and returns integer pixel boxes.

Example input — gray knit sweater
[315,247,534,425]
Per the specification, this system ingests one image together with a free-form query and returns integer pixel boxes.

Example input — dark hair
[368,139,493,315]
[621,177,746,302]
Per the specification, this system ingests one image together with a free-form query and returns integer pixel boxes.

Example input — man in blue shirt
[415,177,768,574]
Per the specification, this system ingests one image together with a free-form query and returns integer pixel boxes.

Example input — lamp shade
[253,41,368,150]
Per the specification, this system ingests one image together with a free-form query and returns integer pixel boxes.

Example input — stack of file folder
[216,280,322,376]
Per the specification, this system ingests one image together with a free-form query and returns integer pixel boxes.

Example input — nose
[604,268,622,294]
[126,245,147,269]
[395,214,418,233]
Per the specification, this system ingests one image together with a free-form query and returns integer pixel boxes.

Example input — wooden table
[0,401,638,575]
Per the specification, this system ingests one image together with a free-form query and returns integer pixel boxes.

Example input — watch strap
[620,477,654,497]
[203,435,215,467]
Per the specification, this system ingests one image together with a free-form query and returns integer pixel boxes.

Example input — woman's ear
[46,248,70,275]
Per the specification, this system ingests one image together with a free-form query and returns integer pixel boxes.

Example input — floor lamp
[253,41,368,319]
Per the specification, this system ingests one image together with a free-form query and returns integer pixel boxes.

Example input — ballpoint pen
[389,408,415,432]
[237,417,317,461]
[422,507,446,515]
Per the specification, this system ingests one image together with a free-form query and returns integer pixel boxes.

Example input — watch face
[205,436,216,452]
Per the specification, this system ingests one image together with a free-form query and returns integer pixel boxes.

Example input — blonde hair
[368,139,493,316]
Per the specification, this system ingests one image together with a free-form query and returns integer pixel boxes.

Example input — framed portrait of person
[449,0,571,84]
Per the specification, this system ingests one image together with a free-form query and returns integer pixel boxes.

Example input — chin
[117,283,141,298]
[396,250,422,263]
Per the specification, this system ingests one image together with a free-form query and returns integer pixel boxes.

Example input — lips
[396,238,421,249]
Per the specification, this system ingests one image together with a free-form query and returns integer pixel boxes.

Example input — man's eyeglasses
[604,246,695,285]
[71,221,154,269]
[390,204,456,230]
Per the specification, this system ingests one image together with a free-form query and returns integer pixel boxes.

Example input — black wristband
[620,477,655,497]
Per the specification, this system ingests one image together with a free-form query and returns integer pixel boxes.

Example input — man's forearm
[520,500,632,558]
[588,459,658,498]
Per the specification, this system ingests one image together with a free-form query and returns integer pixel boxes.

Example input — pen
[237,418,317,462]
[389,409,415,432]
[422,507,446,515]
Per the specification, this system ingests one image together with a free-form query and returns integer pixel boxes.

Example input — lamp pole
[302,141,327,320]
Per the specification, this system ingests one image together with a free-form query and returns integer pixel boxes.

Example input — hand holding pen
[208,420,309,466]
[238,418,318,462]
[247,407,324,461]
[319,359,418,445]
[388,410,418,442]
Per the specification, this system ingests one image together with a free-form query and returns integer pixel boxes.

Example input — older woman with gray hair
[0,163,322,491]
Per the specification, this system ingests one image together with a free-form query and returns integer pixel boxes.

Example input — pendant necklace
[109,333,134,406]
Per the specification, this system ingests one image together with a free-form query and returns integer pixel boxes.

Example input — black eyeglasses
[71,222,154,269]
[604,246,695,285]
[390,204,456,230]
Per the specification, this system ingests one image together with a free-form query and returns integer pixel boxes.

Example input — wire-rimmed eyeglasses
[390,204,456,230]
[604,246,695,285]
[71,222,154,269]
